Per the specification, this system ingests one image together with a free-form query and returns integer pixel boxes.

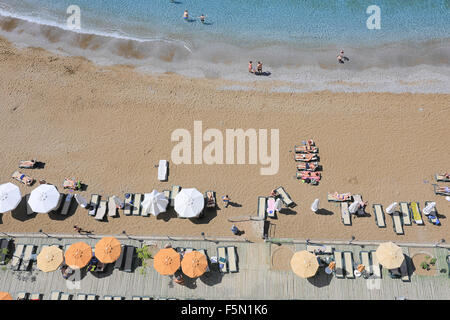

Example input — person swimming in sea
[337,50,349,64]
[183,10,189,20]
[198,14,207,24]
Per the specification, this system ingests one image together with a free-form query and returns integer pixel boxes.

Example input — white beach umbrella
[174,188,204,218]
[422,202,435,216]
[112,195,124,209]
[142,190,168,217]
[311,199,319,213]
[28,184,60,213]
[74,194,88,208]
[0,183,22,213]
[385,202,398,215]
[274,198,283,212]
[349,201,360,214]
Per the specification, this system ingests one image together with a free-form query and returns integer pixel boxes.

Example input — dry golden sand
[0,36,449,243]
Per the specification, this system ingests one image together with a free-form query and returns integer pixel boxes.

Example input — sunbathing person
[63,178,81,190]
[436,186,450,193]
[19,159,36,168]
[295,153,317,162]
[297,162,318,171]
[12,171,33,186]
[329,192,351,201]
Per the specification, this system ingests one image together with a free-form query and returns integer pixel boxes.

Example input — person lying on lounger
[12,171,34,186]
[436,186,450,193]
[19,159,36,168]
[63,178,81,190]
[330,192,351,201]
[295,153,317,161]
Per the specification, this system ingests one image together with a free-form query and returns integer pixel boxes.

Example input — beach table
[266,197,276,218]
[399,202,412,226]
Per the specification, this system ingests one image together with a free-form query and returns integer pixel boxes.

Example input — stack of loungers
[293,140,321,185]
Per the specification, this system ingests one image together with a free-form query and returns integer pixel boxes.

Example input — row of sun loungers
[256,187,294,220]
[11,244,37,271]
[334,250,383,279]
[114,245,135,273]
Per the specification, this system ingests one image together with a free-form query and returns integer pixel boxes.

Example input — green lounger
[392,211,404,235]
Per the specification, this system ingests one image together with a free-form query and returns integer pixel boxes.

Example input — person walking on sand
[231,224,239,235]
[222,195,230,208]
[183,10,189,21]
[198,14,207,24]
[73,225,82,233]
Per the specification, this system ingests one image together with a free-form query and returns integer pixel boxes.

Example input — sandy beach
[0,36,449,243]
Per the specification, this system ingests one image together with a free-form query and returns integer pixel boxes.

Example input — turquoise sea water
[0,0,449,92]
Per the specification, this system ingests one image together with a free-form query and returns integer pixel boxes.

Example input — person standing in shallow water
[198,14,207,24]
[183,10,189,21]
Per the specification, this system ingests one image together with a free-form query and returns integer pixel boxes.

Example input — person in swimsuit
[257,61,262,74]
[248,61,254,73]
[183,10,189,20]
[198,14,206,23]
[337,50,349,64]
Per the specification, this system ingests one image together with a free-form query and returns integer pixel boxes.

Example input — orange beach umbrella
[95,237,121,263]
[37,245,64,272]
[64,242,92,269]
[181,251,208,278]
[290,250,319,278]
[153,248,181,275]
[0,292,13,300]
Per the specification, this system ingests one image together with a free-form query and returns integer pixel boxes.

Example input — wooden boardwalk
[0,236,448,300]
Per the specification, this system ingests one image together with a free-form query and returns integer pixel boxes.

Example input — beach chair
[17,292,28,300]
[343,252,355,279]
[123,245,134,272]
[399,202,412,226]
[158,160,168,181]
[433,184,450,196]
[95,200,107,221]
[11,244,25,270]
[340,202,352,226]
[19,159,36,169]
[217,247,228,273]
[425,201,440,225]
[11,171,34,186]
[409,202,424,225]
[327,192,351,202]
[107,196,117,217]
[77,293,87,300]
[29,293,41,300]
[87,294,97,300]
[205,191,216,209]
[163,190,171,201]
[50,291,61,300]
[170,186,181,207]
[60,293,71,300]
[333,251,344,278]
[266,196,276,218]
[88,194,100,216]
[132,193,142,215]
[60,193,73,216]
[0,239,10,265]
[392,211,404,235]
[25,194,35,216]
[294,153,318,162]
[257,196,266,220]
[435,173,450,182]
[373,204,386,228]
[359,251,372,275]
[113,296,123,300]
[275,186,294,207]
[307,245,333,254]
[19,244,36,271]
[370,251,382,279]
[114,245,126,270]
[124,193,133,215]
[103,296,112,300]
[226,246,238,273]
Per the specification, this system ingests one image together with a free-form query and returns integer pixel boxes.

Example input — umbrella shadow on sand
[11,196,35,222]
[157,208,178,222]
[307,268,333,288]
[190,208,217,224]
[199,269,223,286]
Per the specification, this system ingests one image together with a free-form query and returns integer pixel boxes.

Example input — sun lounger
[340,202,352,226]
[29,293,41,300]
[399,202,412,226]
[409,202,424,225]
[123,245,134,272]
[0,239,10,265]
[142,297,152,300]
[95,200,107,221]
[25,194,34,215]
[132,296,142,300]
[113,296,123,300]
[296,171,321,183]
[11,244,25,270]
[19,244,36,271]
[294,145,318,153]
[158,160,168,181]
[433,184,450,196]
[87,294,97,300]
[19,159,36,169]
[114,245,126,270]
[373,204,386,228]
[359,251,372,275]
[294,153,318,162]
[107,196,117,217]
[124,194,133,215]
[327,192,351,202]
[89,194,100,216]
[170,186,181,207]
[275,186,294,207]
[226,246,238,273]
[163,190,171,201]
[50,291,61,300]
[60,193,73,216]
[334,251,344,278]
[217,247,228,273]
[185,248,194,253]
[132,193,142,215]
[12,171,34,186]
[370,251,382,279]
[257,196,266,220]
[425,201,441,225]
[392,211,404,235]
[343,252,355,279]
[400,259,410,282]
[103,296,112,300]
[307,245,333,254]
[77,293,87,300]
[205,191,216,208]
[60,293,71,300]
[297,162,319,171]
[17,292,28,300]
[435,174,450,182]
[266,196,276,218]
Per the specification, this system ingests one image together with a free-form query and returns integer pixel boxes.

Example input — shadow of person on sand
[316,208,334,216]
[279,208,297,215]
[255,71,271,77]
[228,201,242,208]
